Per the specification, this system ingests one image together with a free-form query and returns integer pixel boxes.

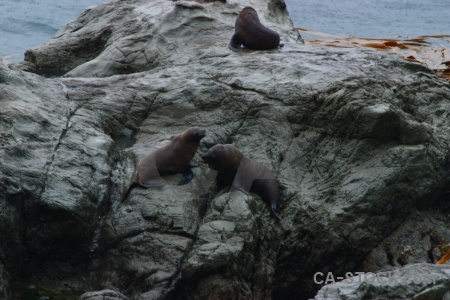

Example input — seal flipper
[178,168,194,185]
[271,202,282,222]
[120,182,137,204]
[229,32,242,51]
[189,161,199,168]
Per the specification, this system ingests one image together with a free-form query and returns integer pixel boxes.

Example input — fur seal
[200,144,282,222]
[121,127,207,203]
[229,7,281,51]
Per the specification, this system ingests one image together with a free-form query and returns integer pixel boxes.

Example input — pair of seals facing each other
[230,7,281,51]
[201,144,282,222]
[120,127,207,203]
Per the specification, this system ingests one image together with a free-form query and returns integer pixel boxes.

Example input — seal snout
[200,152,211,163]
[198,130,207,138]
[200,149,218,165]
[186,127,207,142]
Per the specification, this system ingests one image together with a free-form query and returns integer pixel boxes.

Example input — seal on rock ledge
[121,127,207,203]
[201,144,282,222]
[229,7,281,51]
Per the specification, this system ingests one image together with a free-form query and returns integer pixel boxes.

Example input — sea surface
[1,0,449,62]
[285,0,450,38]
[0,0,106,62]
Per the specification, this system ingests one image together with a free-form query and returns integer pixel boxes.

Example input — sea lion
[200,144,282,222]
[121,127,207,203]
[229,7,281,51]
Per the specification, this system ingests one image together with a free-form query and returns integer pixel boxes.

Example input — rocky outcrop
[1,0,449,299]
[80,289,128,300]
[23,0,299,77]
[315,263,450,300]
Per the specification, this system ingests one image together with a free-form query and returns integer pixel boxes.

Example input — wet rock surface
[0,263,10,299]
[80,289,129,300]
[314,263,450,300]
[1,0,449,299]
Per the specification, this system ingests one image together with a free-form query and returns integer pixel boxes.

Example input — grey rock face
[0,60,114,262]
[364,209,450,271]
[0,263,10,299]
[1,0,449,299]
[24,0,299,78]
[80,289,128,300]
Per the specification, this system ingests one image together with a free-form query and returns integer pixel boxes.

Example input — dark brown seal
[229,6,280,51]
[121,127,207,203]
[201,144,282,222]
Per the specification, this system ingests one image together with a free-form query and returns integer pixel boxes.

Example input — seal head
[201,144,242,171]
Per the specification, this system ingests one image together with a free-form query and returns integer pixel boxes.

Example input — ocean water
[285,0,450,38]
[0,0,449,62]
[0,0,106,62]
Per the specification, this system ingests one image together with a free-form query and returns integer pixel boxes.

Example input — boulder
[314,263,450,300]
[80,289,128,300]
[23,0,299,77]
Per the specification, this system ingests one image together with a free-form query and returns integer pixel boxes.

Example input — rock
[0,0,449,299]
[0,60,113,267]
[314,263,450,300]
[0,263,10,299]
[23,0,300,77]
[80,289,128,300]
[364,210,450,271]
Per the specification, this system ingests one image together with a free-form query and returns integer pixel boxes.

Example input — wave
[0,17,58,35]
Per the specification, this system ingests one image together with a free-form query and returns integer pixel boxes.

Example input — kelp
[434,243,450,265]
[297,28,450,81]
